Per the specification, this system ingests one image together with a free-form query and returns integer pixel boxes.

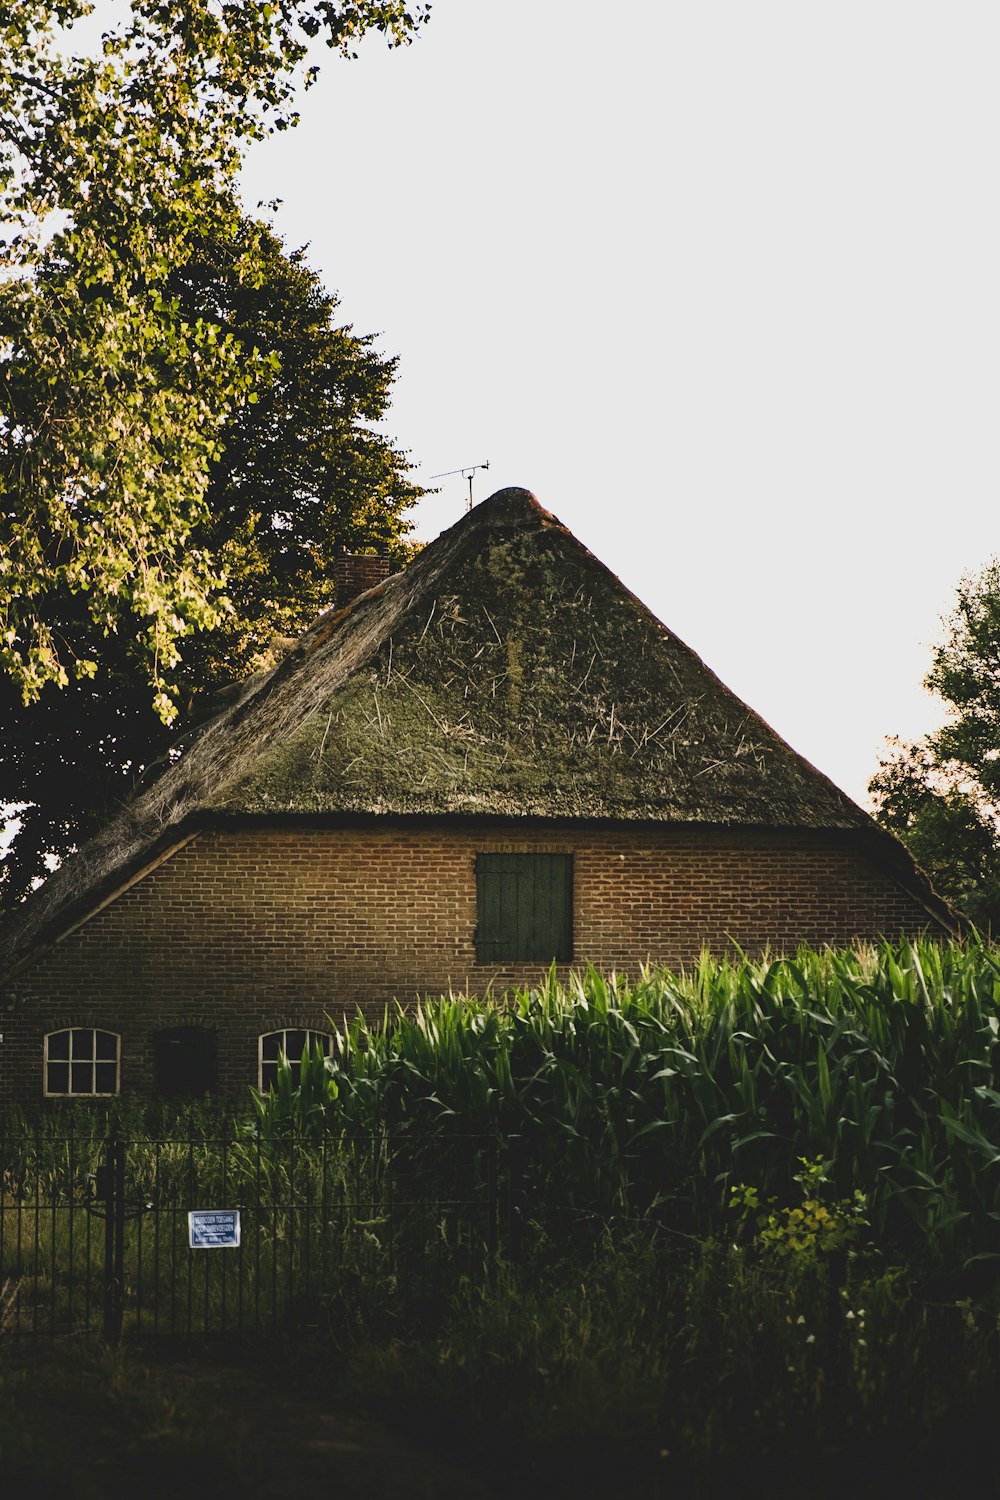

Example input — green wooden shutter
[476,854,572,963]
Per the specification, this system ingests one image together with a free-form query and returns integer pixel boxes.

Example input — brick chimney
[334,552,391,608]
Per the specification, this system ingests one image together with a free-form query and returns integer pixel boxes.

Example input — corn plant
[248,938,1000,1269]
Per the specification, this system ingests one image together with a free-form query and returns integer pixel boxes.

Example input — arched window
[44,1029,120,1097]
[258,1029,330,1091]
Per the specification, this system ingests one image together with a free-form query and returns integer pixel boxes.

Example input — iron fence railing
[0,1125,525,1341]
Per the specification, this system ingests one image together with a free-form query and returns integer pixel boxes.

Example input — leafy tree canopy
[870,562,1000,931]
[0,209,422,912]
[0,0,428,718]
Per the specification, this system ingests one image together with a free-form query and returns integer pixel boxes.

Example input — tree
[870,562,1000,930]
[0,1,428,717]
[168,211,421,698]
[0,211,422,911]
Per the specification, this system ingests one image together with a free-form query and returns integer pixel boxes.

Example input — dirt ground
[0,1342,508,1500]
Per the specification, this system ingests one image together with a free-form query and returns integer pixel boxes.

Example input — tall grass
[0,1118,487,1338]
[251,937,1000,1269]
[346,1230,1000,1498]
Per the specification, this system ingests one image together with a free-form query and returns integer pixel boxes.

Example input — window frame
[475,852,573,965]
[258,1029,332,1091]
[43,1028,121,1098]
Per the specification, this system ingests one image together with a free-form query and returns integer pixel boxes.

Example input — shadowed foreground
[0,1343,502,1500]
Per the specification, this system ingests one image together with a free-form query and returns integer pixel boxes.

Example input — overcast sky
[240,0,1000,808]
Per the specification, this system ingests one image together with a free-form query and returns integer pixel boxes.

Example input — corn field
[252,937,1000,1270]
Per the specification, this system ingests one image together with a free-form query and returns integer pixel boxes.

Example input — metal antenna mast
[429,461,490,513]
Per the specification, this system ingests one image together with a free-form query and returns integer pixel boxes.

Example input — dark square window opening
[476,853,573,964]
[153,1026,218,1097]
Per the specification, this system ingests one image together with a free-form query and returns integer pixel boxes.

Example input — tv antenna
[429,461,490,513]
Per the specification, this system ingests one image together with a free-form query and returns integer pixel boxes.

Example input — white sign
[188,1209,241,1249]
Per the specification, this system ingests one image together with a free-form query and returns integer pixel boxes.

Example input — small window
[259,1030,331,1091]
[476,853,573,963]
[44,1029,120,1097]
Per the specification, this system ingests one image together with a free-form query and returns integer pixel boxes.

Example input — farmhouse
[0,487,955,1105]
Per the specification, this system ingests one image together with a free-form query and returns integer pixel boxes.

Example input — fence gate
[0,1124,513,1341]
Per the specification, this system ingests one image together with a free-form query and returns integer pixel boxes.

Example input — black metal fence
[0,1125,525,1341]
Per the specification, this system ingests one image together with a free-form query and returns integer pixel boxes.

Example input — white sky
[239,0,1000,809]
[40,0,999,816]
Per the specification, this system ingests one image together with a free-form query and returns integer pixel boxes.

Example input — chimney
[334,552,391,608]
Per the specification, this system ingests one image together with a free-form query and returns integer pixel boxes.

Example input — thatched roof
[0,487,958,977]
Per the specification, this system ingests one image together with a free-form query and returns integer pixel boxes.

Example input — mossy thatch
[216,504,861,823]
[0,487,958,979]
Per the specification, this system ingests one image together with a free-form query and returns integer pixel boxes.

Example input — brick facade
[333,552,391,607]
[0,822,939,1106]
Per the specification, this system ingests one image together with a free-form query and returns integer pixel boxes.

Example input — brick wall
[0,822,941,1106]
[333,553,391,607]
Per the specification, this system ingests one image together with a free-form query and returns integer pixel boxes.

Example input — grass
[5,1240,1000,1499]
[10,934,1000,1274]
[0,1126,488,1337]
[6,937,1000,1492]
[335,1230,1000,1498]
[0,1340,499,1500]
